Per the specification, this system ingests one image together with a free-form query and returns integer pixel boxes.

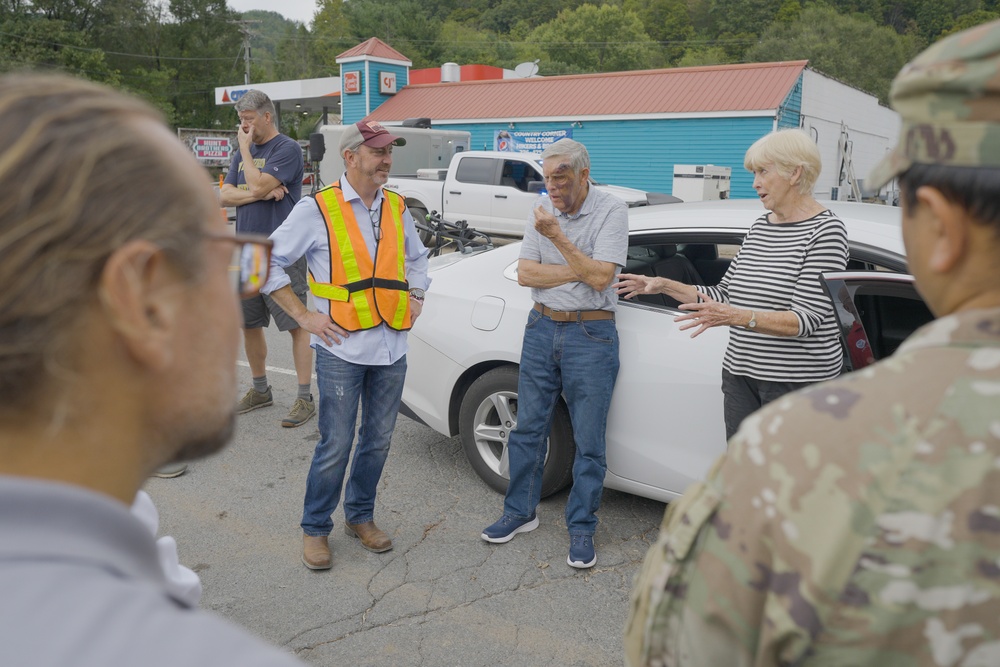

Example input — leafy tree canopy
[1,0,998,131]
[526,3,659,73]
[746,3,920,103]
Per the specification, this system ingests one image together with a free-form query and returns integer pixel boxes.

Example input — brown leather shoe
[344,521,392,553]
[302,534,332,570]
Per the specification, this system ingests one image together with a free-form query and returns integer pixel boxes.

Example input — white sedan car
[400,199,932,503]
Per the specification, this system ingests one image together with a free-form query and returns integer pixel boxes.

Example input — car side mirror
[527,181,545,194]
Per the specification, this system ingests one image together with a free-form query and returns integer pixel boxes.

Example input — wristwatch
[409,288,425,302]
[747,310,757,329]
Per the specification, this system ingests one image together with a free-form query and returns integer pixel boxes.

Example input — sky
[228,0,316,26]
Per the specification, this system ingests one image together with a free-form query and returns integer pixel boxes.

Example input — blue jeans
[503,310,620,536]
[301,347,407,536]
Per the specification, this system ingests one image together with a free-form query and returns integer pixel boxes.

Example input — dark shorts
[242,256,308,331]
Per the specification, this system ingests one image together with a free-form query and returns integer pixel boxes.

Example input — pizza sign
[194,137,231,160]
[344,71,360,95]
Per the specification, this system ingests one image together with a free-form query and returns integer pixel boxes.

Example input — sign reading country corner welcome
[494,129,572,154]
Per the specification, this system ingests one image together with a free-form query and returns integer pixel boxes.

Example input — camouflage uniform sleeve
[625,398,854,667]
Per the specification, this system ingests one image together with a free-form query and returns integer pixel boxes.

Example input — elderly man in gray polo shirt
[481,138,628,569]
[0,74,303,666]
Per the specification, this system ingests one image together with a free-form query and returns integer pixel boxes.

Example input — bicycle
[415,210,494,258]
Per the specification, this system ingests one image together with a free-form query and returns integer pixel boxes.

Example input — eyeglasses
[543,173,574,190]
[204,232,273,297]
[369,205,382,242]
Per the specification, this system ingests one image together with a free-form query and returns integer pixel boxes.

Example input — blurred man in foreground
[0,72,303,667]
[626,20,1000,666]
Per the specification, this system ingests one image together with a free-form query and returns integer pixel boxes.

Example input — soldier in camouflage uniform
[625,20,1000,667]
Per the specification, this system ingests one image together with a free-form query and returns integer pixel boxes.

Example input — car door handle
[494,194,507,199]
[449,191,461,195]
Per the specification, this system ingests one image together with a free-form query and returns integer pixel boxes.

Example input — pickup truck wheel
[408,205,431,245]
[459,366,575,498]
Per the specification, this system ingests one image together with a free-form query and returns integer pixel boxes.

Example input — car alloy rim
[470,389,548,479]
[471,389,515,478]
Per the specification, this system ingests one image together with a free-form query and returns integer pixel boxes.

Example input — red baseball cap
[339,120,406,152]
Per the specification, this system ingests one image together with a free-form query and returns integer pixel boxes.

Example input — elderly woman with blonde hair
[615,128,849,439]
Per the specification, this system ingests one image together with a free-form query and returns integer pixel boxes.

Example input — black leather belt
[533,302,615,322]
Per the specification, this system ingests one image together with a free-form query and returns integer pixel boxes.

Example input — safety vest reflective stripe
[316,187,376,329]
[384,194,408,330]
[307,277,348,302]
[309,181,410,332]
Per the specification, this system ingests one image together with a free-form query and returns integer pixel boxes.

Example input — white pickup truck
[384,151,654,238]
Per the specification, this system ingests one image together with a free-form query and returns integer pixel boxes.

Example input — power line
[0,30,236,61]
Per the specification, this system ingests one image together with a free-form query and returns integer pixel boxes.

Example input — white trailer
[316,123,471,186]
[799,69,901,202]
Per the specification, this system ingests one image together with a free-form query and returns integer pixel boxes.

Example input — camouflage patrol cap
[870,19,1000,189]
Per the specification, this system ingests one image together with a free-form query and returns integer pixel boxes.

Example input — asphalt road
[145,296,667,667]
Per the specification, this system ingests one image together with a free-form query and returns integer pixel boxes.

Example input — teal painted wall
[440,117,775,199]
[339,64,367,125]
[367,63,408,122]
[340,62,410,125]
[777,74,803,129]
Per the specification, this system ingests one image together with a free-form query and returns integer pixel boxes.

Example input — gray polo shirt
[519,186,628,312]
[0,476,304,667]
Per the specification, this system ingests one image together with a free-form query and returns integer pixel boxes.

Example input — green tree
[941,9,1000,37]
[826,0,884,24]
[479,0,570,35]
[435,20,517,67]
[342,0,442,67]
[526,3,659,73]
[746,4,919,103]
[913,0,980,41]
[676,45,735,67]
[163,0,243,128]
[122,65,178,124]
[709,0,783,37]
[622,0,693,65]
[273,23,325,80]
[310,0,354,72]
[0,13,119,83]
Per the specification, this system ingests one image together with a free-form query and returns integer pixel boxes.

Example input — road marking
[236,360,317,380]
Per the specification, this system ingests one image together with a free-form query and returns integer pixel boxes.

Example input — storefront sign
[494,128,572,153]
[344,71,360,94]
[194,137,232,160]
[380,71,397,95]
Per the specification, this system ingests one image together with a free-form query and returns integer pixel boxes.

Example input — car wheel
[458,366,575,498]
[409,205,431,245]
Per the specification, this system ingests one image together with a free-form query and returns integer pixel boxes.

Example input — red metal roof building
[368,61,809,123]
[331,39,897,198]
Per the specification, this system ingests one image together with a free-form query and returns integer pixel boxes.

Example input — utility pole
[232,21,260,86]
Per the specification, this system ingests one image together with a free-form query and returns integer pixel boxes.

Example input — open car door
[821,271,934,372]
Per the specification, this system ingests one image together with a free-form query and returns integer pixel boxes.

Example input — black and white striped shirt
[698,210,849,382]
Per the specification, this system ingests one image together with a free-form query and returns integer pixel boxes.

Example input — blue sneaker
[481,513,539,543]
[567,534,596,569]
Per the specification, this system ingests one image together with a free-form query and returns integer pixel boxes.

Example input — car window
[845,241,909,273]
[499,160,536,192]
[848,285,932,360]
[455,157,497,185]
[621,233,907,313]
[622,238,737,310]
[822,275,933,370]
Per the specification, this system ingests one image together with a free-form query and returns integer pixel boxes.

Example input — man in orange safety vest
[263,121,430,571]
